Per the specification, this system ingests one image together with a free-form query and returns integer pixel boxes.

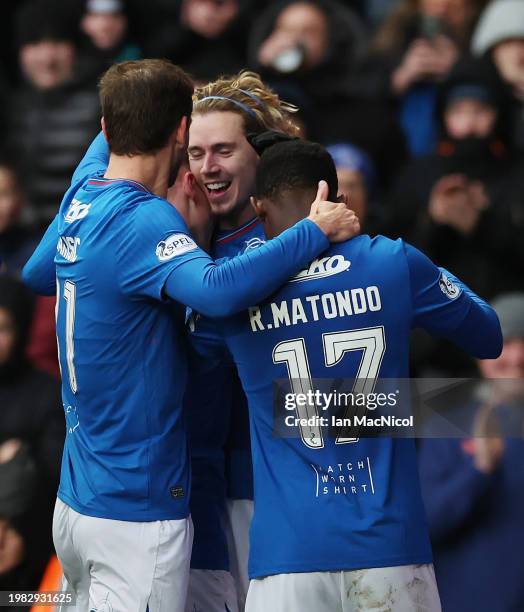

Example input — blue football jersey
[53,177,206,521]
[22,134,334,523]
[221,235,501,578]
[186,218,263,569]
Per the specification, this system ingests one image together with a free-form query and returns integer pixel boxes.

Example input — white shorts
[185,569,238,612]
[53,498,193,612]
[225,499,254,610]
[246,564,442,612]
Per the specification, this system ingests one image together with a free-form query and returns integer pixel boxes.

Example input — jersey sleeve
[22,215,59,296]
[71,132,109,185]
[164,218,329,317]
[119,198,329,314]
[405,242,502,359]
[116,197,209,300]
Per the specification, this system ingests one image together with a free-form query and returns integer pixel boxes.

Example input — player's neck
[217,200,256,231]
[104,152,171,198]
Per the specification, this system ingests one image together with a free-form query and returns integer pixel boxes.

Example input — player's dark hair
[255,140,338,201]
[99,59,194,156]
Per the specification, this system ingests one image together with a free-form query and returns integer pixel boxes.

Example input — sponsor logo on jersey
[57,236,81,262]
[242,236,266,252]
[290,255,351,283]
[64,199,91,224]
[439,272,461,299]
[156,233,197,261]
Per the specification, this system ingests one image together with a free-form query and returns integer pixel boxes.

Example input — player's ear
[101,117,109,142]
[250,196,266,221]
[337,193,349,206]
[175,116,188,148]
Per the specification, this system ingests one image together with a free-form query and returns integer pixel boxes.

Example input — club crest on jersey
[156,233,197,261]
[64,199,91,223]
[242,236,265,252]
[439,272,461,299]
[290,255,351,283]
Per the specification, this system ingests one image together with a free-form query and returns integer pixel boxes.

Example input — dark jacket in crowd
[419,431,524,612]
[383,57,522,375]
[144,0,257,82]
[7,78,100,227]
[0,275,63,595]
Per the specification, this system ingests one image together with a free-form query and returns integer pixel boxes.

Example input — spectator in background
[418,292,524,612]
[326,143,381,233]
[0,439,37,610]
[472,0,524,155]
[386,55,519,301]
[6,0,100,228]
[0,161,39,275]
[145,0,254,82]
[0,160,59,379]
[248,0,408,188]
[80,0,141,75]
[372,0,488,156]
[0,275,63,598]
[385,55,522,376]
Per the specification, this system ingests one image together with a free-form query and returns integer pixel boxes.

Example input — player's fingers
[314,180,329,205]
[191,175,212,211]
[182,172,194,199]
[335,207,360,240]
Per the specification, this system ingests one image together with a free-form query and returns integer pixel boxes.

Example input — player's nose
[201,153,220,175]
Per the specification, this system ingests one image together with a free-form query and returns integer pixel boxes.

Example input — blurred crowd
[0,0,523,609]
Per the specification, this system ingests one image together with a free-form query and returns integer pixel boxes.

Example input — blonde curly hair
[193,70,300,137]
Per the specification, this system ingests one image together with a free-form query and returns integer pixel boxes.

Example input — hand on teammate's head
[308,181,360,243]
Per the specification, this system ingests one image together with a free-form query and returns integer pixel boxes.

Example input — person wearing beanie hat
[15,0,79,92]
[472,0,524,151]
[6,0,100,227]
[471,0,524,58]
[326,143,378,231]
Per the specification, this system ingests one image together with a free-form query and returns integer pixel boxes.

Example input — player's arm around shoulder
[113,193,208,301]
[402,240,502,359]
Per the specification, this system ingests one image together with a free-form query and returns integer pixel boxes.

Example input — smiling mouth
[206,181,231,196]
